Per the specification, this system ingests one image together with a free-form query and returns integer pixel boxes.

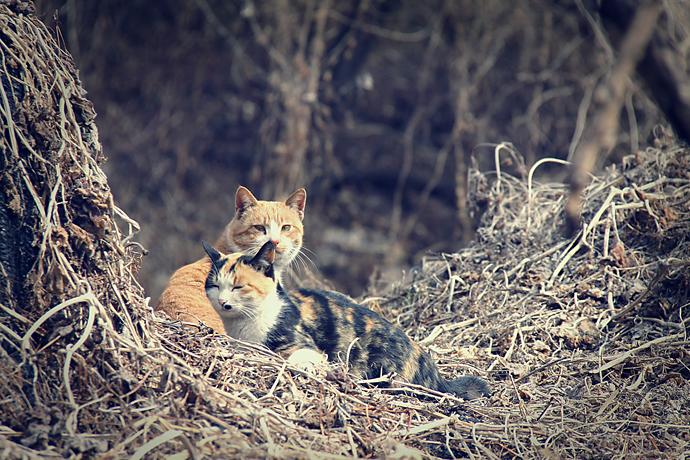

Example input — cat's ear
[235,186,259,218]
[250,241,276,277]
[285,188,307,221]
[202,240,223,266]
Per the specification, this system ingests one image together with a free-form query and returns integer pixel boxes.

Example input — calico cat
[155,186,307,333]
[202,240,489,400]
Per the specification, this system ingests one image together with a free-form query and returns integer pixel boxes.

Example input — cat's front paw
[287,348,328,375]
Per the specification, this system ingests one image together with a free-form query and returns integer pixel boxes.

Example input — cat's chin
[212,304,244,320]
[272,255,292,274]
[275,245,300,263]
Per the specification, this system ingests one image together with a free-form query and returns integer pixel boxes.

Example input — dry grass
[2,5,690,460]
[371,139,690,459]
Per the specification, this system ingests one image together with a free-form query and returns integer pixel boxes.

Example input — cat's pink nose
[272,240,280,248]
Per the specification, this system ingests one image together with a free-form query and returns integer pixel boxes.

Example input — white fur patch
[287,348,327,373]
[267,220,298,274]
[210,284,282,344]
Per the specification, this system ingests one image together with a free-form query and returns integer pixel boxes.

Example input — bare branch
[565,0,661,237]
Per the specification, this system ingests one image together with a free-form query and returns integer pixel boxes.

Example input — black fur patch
[264,288,489,399]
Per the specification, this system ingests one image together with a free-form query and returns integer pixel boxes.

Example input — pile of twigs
[1,4,689,459]
[374,139,690,459]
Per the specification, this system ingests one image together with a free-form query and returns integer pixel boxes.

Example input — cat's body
[203,241,489,400]
[155,186,306,333]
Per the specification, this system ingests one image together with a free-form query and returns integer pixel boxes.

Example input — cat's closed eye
[232,285,244,291]
[253,225,266,233]
[282,225,291,231]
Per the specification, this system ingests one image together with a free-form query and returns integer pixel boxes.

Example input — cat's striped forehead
[236,201,303,229]
[208,249,277,306]
[211,252,273,286]
[213,253,253,276]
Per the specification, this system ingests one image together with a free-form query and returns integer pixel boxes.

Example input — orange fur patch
[155,258,226,333]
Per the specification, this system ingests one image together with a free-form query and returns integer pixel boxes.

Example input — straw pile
[374,139,690,458]
[2,4,689,459]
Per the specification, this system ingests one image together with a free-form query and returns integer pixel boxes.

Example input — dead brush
[2,4,690,460]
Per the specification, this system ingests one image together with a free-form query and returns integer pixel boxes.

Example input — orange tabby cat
[155,186,307,333]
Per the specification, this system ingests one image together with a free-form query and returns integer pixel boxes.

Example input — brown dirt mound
[2,4,689,460]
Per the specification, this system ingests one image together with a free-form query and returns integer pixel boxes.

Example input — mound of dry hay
[2,5,690,460]
[375,139,690,459]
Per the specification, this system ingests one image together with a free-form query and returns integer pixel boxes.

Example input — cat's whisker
[291,254,306,273]
[298,257,308,274]
[297,248,318,271]
[240,308,259,322]
[246,242,264,257]
[234,303,260,321]
[300,246,317,257]
[292,253,312,276]
[287,260,301,278]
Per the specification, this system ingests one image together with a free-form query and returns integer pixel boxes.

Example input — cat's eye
[282,225,291,231]
[232,285,244,291]
[253,225,266,233]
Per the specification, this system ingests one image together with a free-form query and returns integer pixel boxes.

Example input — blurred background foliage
[33,0,684,301]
